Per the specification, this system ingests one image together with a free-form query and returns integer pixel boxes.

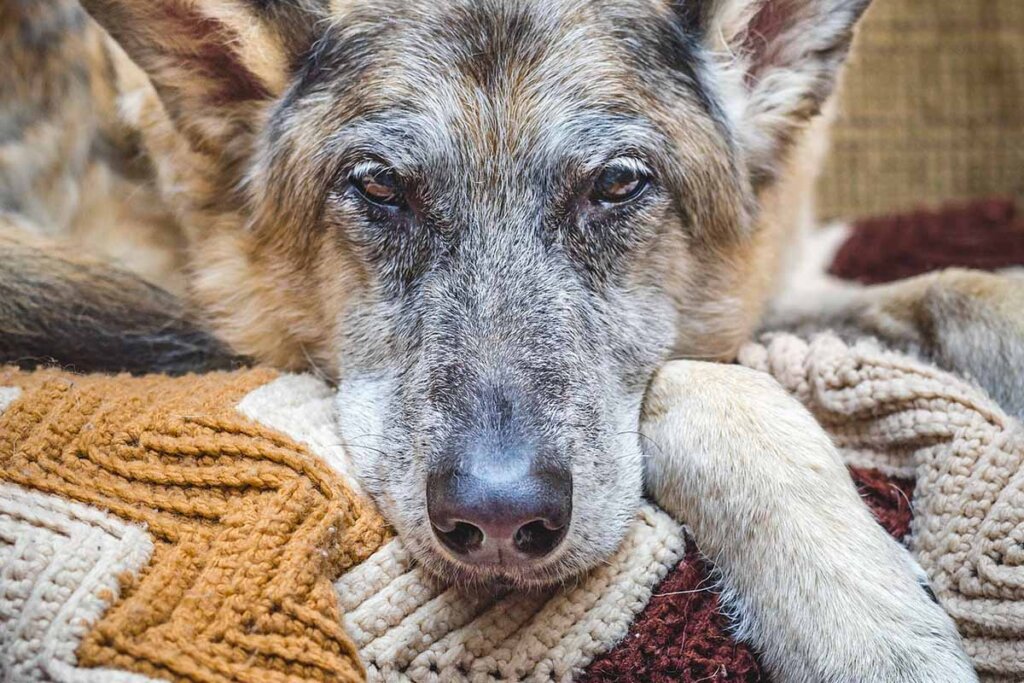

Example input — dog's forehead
[301,0,717,154]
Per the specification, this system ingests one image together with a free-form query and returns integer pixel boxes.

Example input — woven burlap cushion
[818,0,1024,219]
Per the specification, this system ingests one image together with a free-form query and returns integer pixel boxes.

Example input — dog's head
[87,0,869,587]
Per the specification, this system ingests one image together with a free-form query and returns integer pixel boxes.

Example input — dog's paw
[793,562,975,682]
[865,562,976,682]
[836,633,976,683]
[754,549,977,683]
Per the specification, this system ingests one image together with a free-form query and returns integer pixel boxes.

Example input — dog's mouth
[410,533,586,591]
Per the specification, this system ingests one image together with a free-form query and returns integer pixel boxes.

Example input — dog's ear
[81,0,320,160]
[688,0,871,186]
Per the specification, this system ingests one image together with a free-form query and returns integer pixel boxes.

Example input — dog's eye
[351,166,404,208]
[590,161,650,204]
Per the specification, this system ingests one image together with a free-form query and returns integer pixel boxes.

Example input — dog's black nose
[427,461,571,564]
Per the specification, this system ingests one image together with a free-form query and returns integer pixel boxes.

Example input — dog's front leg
[641,360,975,683]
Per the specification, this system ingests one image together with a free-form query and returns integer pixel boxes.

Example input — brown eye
[351,165,404,208]
[590,161,650,204]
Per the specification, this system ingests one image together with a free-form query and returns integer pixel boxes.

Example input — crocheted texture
[579,545,763,683]
[0,367,391,682]
[739,333,1024,679]
[847,467,915,540]
[0,483,154,682]
[334,505,685,682]
[236,374,367,497]
[830,198,1024,285]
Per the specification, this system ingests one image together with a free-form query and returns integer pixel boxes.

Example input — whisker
[300,343,333,384]
[615,430,664,459]
[653,573,715,597]
[343,444,392,459]
[889,482,912,511]
[337,436,397,446]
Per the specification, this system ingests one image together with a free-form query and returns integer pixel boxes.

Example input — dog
[4,0,1020,679]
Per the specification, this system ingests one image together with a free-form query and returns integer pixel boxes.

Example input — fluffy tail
[0,231,245,375]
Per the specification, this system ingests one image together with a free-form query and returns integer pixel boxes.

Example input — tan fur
[0,1,185,294]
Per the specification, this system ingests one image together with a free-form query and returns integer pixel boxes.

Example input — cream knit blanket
[1,332,1021,681]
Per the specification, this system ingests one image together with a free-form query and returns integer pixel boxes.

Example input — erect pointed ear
[686,0,871,186]
[81,0,320,159]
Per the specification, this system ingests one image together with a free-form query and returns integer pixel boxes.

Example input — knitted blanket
[2,199,1023,682]
[2,331,1022,682]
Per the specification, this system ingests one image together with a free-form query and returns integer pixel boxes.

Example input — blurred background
[817,0,1024,220]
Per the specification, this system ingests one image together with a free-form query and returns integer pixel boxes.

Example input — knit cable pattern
[0,367,391,682]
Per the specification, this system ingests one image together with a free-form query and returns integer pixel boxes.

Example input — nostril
[513,519,567,558]
[427,458,572,563]
[434,521,484,555]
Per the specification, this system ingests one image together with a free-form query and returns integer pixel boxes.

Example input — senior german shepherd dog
[4,0,1022,679]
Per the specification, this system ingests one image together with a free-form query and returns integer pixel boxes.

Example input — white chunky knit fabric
[739,333,1024,679]
[0,387,20,416]
[0,484,155,682]
[333,506,685,682]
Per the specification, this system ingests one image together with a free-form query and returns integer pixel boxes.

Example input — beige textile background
[817,0,1024,220]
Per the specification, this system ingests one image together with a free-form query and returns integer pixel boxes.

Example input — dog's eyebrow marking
[314,111,445,176]
[276,14,395,118]
[545,113,665,166]
[602,157,653,176]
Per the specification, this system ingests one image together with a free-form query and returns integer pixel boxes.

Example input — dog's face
[290,1,749,587]
[88,0,869,587]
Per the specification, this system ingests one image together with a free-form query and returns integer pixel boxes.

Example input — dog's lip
[431,560,568,592]
[434,539,546,569]
[450,543,527,568]
[422,539,576,590]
